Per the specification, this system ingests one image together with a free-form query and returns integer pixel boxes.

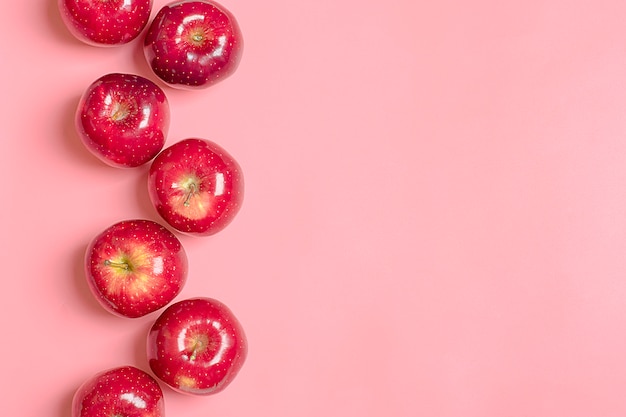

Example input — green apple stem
[183,183,197,207]
[190,344,201,361]
[104,259,130,271]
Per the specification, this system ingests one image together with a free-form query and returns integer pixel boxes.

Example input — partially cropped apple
[144,0,243,89]
[85,219,188,318]
[59,0,153,46]
[147,297,248,395]
[72,366,164,417]
[76,73,170,168]
[148,138,244,236]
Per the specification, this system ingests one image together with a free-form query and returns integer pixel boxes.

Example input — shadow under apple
[71,243,116,320]
[56,385,76,417]
[133,318,153,372]
[46,0,83,46]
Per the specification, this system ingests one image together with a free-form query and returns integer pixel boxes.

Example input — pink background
[3,0,626,416]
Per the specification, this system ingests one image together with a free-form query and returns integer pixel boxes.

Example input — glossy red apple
[76,73,170,168]
[72,366,164,417]
[148,138,244,236]
[85,219,188,318]
[144,0,243,89]
[148,297,248,395]
[59,0,153,46]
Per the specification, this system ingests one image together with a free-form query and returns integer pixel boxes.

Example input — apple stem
[189,339,205,361]
[183,183,197,207]
[190,345,200,361]
[104,259,130,271]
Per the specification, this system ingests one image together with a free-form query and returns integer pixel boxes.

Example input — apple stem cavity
[110,102,131,122]
[192,33,204,43]
[189,334,209,361]
[189,27,213,47]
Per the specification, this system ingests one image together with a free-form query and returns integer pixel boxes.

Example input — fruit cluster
[58,1,248,416]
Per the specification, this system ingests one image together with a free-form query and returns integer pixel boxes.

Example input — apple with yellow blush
[148,138,244,236]
[84,219,188,318]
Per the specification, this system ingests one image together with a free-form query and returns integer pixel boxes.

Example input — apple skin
[76,73,170,168]
[72,366,164,417]
[144,0,243,89]
[85,219,188,318]
[147,297,248,395]
[59,0,153,46]
[148,138,244,236]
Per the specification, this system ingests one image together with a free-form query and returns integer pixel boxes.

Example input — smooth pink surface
[3,0,626,416]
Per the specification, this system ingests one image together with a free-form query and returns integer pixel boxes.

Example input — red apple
[59,0,153,46]
[148,138,244,236]
[143,0,243,89]
[72,366,164,417]
[76,73,170,168]
[85,219,188,318]
[147,297,248,395]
